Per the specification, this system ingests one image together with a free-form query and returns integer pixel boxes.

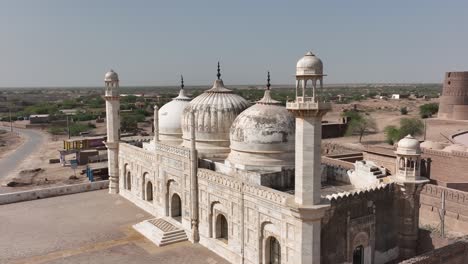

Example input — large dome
[181,79,249,158]
[296,51,323,76]
[158,89,191,144]
[227,89,295,169]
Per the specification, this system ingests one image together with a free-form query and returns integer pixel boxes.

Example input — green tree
[399,118,424,137]
[343,111,377,143]
[384,118,424,145]
[384,125,400,145]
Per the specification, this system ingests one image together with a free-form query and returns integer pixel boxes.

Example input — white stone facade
[118,141,300,263]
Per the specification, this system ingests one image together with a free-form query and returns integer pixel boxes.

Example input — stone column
[295,116,322,205]
[396,182,426,260]
[189,111,199,242]
[287,103,330,264]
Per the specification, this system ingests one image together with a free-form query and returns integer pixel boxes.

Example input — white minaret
[286,51,331,264]
[104,69,120,194]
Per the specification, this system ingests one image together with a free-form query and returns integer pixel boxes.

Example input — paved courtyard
[0,190,228,264]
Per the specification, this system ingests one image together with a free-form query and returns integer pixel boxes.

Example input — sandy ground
[0,119,152,194]
[0,129,24,159]
[323,97,468,148]
[0,190,228,264]
[0,131,88,194]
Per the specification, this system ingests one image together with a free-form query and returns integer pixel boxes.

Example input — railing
[197,169,293,205]
[119,143,157,164]
[155,142,190,158]
[286,97,331,110]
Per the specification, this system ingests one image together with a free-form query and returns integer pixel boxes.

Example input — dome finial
[217,61,221,80]
[267,71,271,90]
[180,75,184,90]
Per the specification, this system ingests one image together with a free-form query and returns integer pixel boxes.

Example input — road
[0,126,46,179]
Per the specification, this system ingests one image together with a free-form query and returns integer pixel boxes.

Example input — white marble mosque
[104,52,429,264]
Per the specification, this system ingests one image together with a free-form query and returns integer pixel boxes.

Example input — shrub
[419,103,438,118]
[400,107,408,115]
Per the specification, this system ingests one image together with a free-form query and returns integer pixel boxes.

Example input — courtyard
[0,190,228,264]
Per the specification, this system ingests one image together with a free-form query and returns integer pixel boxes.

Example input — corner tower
[394,135,428,260]
[104,69,120,194]
[286,51,331,264]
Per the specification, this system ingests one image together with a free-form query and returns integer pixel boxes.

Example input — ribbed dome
[396,135,421,155]
[181,79,250,158]
[104,70,119,82]
[158,89,191,144]
[227,90,295,169]
[296,51,323,76]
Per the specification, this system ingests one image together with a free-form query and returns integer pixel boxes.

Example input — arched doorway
[126,172,132,190]
[215,214,228,242]
[146,181,153,201]
[353,245,364,264]
[170,193,181,222]
[265,236,281,264]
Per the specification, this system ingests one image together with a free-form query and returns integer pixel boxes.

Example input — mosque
[104,52,429,264]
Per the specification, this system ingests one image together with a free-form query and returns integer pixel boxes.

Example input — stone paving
[0,190,228,264]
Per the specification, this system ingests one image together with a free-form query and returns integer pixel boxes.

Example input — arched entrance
[170,193,182,222]
[215,214,228,242]
[265,236,281,264]
[353,245,364,264]
[146,181,153,201]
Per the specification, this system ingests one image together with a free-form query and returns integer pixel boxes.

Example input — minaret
[393,135,428,260]
[286,51,331,264]
[104,69,120,194]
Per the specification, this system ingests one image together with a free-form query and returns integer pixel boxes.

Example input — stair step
[133,217,188,247]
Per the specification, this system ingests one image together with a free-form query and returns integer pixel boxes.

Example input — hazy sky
[0,0,467,87]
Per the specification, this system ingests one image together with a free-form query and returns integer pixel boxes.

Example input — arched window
[265,236,281,264]
[126,172,132,190]
[353,245,364,264]
[146,181,153,201]
[215,214,228,242]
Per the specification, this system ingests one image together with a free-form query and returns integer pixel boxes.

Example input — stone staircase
[133,217,188,246]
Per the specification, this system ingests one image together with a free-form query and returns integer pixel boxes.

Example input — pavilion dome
[227,89,295,169]
[396,135,421,155]
[158,89,191,144]
[296,51,323,76]
[181,78,250,158]
[104,69,119,82]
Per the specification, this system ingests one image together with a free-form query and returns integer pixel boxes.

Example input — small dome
[296,51,323,76]
[420,141,444,150]
[181,79,250,158]
[442,144,466,152]
[158,89,191,144]
[104,69,119,82]
[396,135,421,155]
[227,89,295,168]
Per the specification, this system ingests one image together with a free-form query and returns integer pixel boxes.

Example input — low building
[29,114,50,124]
